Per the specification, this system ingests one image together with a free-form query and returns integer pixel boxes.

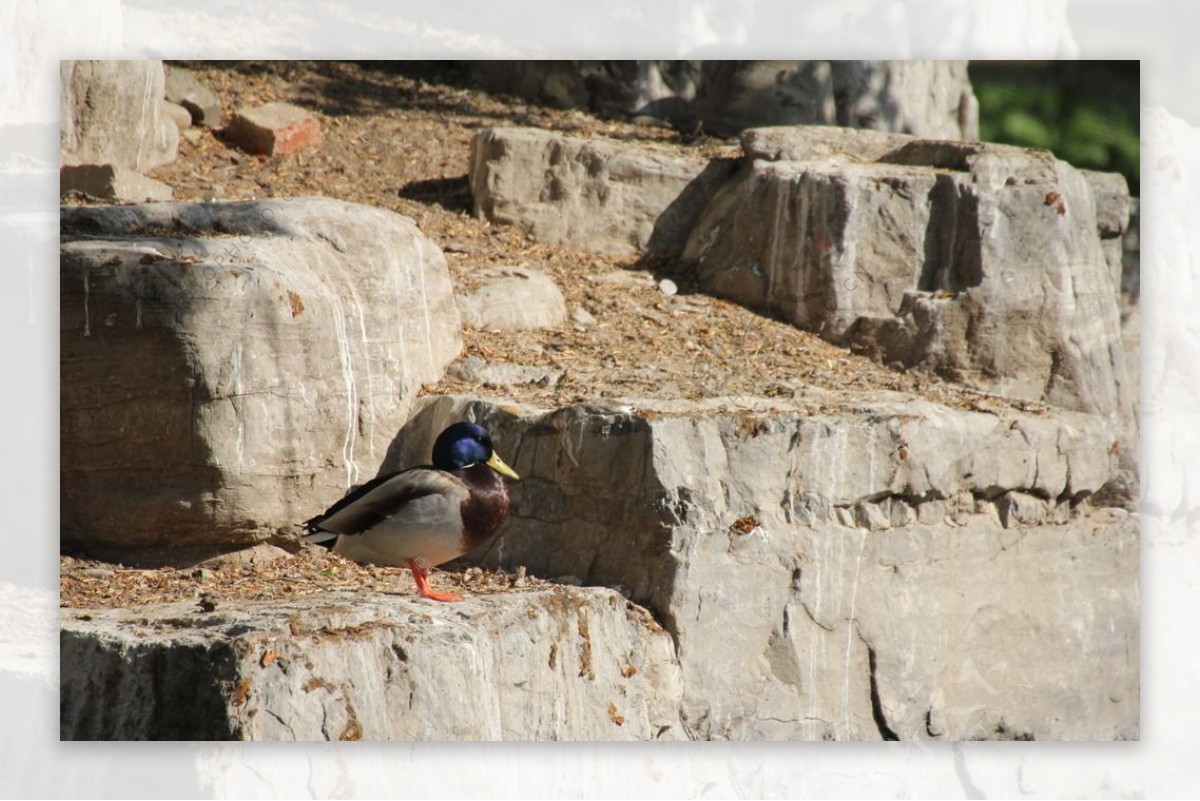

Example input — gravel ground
[61,61,1039,608]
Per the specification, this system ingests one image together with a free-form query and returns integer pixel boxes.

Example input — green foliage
[973,65,1140,195]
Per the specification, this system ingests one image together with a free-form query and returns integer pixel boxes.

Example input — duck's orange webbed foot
[408,558,463,602]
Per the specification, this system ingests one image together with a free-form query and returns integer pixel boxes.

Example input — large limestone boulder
[468,122,1136,504]
[469,126,735,256]
[682,129,1134,433]
[60,60,179,171]
[831,61,979,140]
[60,198,462,561]
[465,60,977,140]
[61,587,684,741]
[163,65,223,127]
[381,393,1137,741]
[694,61,978,139]
[470,123,1133,439]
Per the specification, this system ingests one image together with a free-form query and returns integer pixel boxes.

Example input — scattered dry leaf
[730,516,760,535]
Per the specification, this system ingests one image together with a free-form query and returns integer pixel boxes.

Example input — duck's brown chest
[457,463,512,550]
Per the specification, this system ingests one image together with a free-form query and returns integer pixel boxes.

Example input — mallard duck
[303,422,519,602]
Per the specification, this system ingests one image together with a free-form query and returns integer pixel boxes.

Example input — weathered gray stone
[916,499,947,525]
[854,501,890,530]
[697,61,978,139]
[467,61,703,125]
[468,122,1136,507]
[60,60,178,171]
[681,136,1134,438]
[456,266,567,330]
[1082,169,1132,294]
[60,198,461,560]
[469,127,735,256]
[60,164,174,202]
[974,496,1003,526]
[164,66,223,127]
[466,61,977,141]
[161,100,192,132]
[570,306,597,328]
[790,496,824,526]
[1082,169,1132,240]
[377,393,1135,740]
[830,61,979,140]
[692,61,837,135]
[741,124,913,164]
[888,498,916,527]
[447,355,563,387]
[60,587,684,741]
[998,490,1048,528]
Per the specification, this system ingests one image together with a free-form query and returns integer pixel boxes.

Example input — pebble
[658,278,678,296]
[161,100,192,131]
[570,307,597,327]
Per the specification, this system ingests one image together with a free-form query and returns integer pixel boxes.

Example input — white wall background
[3,0,1194,796]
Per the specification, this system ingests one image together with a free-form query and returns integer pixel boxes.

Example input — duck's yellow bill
[486,451,520,480]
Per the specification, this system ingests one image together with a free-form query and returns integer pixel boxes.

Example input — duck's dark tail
[299,480,368,546]
[300,527,339,547]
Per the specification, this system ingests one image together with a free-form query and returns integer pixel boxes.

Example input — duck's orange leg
[408,559,463,602]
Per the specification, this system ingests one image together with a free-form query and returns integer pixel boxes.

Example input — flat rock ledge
[59,388,1138,742]
[389,394,1139,742]
[61,587,684,741]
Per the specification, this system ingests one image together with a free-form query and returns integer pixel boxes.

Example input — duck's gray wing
[302,468,463,536]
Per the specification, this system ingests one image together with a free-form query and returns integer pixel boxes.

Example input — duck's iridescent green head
[432,422,519,479]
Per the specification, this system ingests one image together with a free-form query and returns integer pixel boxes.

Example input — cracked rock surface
[61,587,683,741]
[60,198,461,558]
[61,388,1138,741]
[380,393,1139,741]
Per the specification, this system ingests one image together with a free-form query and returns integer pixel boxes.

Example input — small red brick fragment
[224,102,322,157]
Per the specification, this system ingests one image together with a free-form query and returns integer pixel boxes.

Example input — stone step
[61,587,683,741]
